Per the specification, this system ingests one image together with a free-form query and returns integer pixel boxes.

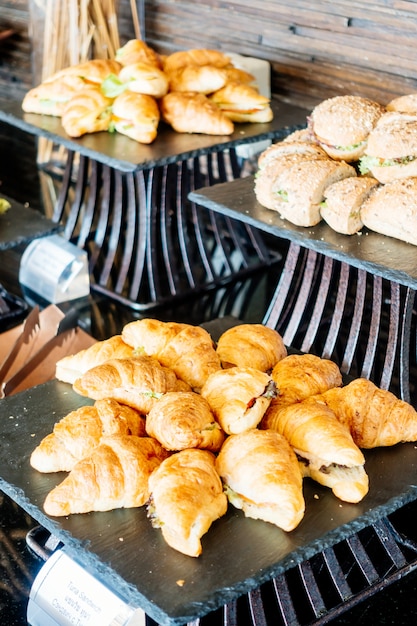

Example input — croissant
[216,429,305,531]
[209,81,273,123]
[261,353,343,428]
[44,434,169,516]
[22,74,87,117]
[122,318,222,391]
[118,62,169,98]
[147,448,228,557]
[72,355,189,413]
[61,87,113,137]
[216,323,287,371]
[115,39,163,69]
[166,65,227,94]
[200,367,277,435]
[111,91,160,144]
[162,48,232,74]
[314,378,417,448]
[145,391,225,451]
[264,397,368,503]
[160,91,234,136]
[44,59,122,86]
[30,399,146,473]
[55,335,134,384]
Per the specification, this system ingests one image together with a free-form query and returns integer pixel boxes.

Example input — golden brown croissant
[30,399,146,473]
[44,59,122,86]
[209,81,273,123]
[314,378,417,448]
[111,91,160,144]
[216,323,287,371]
[44,434,169,516]
[145,391,225,451]
[118,62,169,98]
[160,91,234,135]
[115,39,163,69]
[261,353,343,427]
[55,335,135,384]
[72,355,189,413]
[61,87,113,137]
[22,74,87,117]
[166,65,227,94]
[200,367,277,435]
[147,448,228,557]
[122,318,222,391]
[264,397,368,503]
[162,48,232,74]
[216,429,305,531]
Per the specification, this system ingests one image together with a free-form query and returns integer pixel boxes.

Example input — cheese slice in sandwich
[209,81,273,123]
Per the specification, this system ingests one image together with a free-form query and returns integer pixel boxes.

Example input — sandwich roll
[115,39,163,69]
[209,81,273,123]
[310,95,385,162]
[118,62,168,98]
[386,93,417,116]
[257,139,328,169]
[360,112,417,183]
[160,91,234,135]
[61,87,113,137]
[22,75,87,117]
[111,91,160,144]
[167,64,227,94]
[44,59,122,86]
[321,175,380,235]
[360,177,417,246]
[270,157,356,226]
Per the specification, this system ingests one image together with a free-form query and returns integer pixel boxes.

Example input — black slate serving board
[189,176,417,289]
[0,99,308,173]
[1,378,417,625]
[0,194,61,251]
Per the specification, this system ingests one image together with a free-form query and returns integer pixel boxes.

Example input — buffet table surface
[2,115,417,626]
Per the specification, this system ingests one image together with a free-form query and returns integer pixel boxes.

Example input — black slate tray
[0,99,308,173]
[189,176,417,289]
[1,378,417,625]
[0,193,61,251]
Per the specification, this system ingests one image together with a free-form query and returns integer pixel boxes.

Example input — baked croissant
[55,335,134,384]
[118,62,169,98]
[166,65,227,94]
[209,81,273,123]
[115,39,163,69]
[44,434,169,516]
[162,48,232,73]
[44,59,122,86]
[61,87,113,137]
[122,318,222,391]
[261,353,343,428]
[215,429,305,531]
[111,91,160,144]
[200,367,277,435]
[145,391,225,451]
[72,355,190,413]
[216,323,287,371]
[264,397,368,503]
[22,74,87,117]
[314,378,417,448]
[30,399,146,473]
[147,448,228,557]
[160,91,234,135]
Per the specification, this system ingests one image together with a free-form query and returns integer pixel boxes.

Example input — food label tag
[27,549,146,626]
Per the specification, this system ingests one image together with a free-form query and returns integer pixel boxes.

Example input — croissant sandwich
[201,366,277,435]
[209,81,274,123]
[55,335,134,384]
[61,87,113,137]
[45,59,122,87]
[166,64,227,95]
[122,318,222,391]
[72,355,190,413]
[160,91,234,136]
[118,62,168,98]
[162,48,232,74]
[216,429,305,531]
[22,74,87,117]
[216,323,287,371]
[264,397,368,503]
[30,399,146,473]
[314,378,417,448]
[115,39,163,69]
[111,91,160,144]
[147,448,228,557]
[44,434,169,516]
[146,391,225,451]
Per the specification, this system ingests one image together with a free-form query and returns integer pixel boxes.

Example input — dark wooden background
[1,1,417,111]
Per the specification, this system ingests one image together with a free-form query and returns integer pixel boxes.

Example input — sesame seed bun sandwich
[209,81,274,123]
[320,175,380,235]
[360,177,417,246]
[386,93,417,115]
[359,112,417,183]
[309,95,385,162]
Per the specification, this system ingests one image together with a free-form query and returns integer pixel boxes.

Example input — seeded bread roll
[257,140,328,169]
[360,177,417,245]
[360,112,417,183]
[321,175,380,234]
[386,93,417,115]
[310,95,385,161]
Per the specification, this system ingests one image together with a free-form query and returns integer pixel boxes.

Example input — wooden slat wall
[1,0,417,109]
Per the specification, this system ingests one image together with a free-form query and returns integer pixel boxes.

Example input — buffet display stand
[0,98,307,310]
